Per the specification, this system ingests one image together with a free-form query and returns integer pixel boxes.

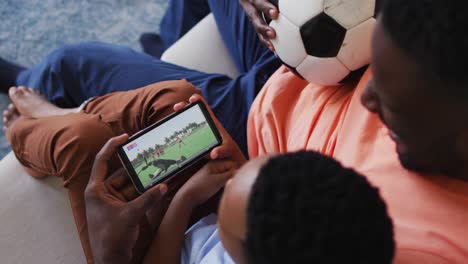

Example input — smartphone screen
[119,102,222,192]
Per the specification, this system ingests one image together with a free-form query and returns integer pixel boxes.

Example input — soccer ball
[266,0,382,85]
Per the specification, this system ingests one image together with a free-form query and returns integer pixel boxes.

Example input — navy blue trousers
[15,0,281,155]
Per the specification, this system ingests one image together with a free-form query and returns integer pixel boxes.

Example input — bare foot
[2,103,47,178]
[8,86,78,118]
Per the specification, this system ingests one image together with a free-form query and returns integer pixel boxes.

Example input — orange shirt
[247,66,468,263]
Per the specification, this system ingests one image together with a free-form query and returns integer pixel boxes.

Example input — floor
[0,0,168,159]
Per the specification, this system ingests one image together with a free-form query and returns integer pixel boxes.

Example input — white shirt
[181,214,235,264]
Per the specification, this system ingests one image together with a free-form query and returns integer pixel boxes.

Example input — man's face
[361,19,466,176]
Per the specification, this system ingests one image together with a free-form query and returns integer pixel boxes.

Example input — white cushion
[0,152,86,264]
[161,14,240,79]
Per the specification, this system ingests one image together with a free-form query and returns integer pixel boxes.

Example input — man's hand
[173,94,247,167]
[177,160,236,208]
[240,0,279,51]
[85,134,168,264]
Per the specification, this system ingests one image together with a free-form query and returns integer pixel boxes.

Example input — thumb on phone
[90,134,129,184]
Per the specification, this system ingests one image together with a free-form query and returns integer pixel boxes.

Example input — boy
[144,151,395,263]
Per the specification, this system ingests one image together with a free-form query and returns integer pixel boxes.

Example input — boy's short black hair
[245,151,395,264]
[382,0,468,97]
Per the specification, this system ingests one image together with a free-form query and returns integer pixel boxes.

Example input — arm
[142,94,244,263]
[144,160,236,264]
[85,135,167,264]
[142,189,196,264]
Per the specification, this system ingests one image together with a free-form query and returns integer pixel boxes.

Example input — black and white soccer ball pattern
[265,0,382,85]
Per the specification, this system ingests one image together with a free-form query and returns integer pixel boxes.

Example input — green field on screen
[133,125,217,187]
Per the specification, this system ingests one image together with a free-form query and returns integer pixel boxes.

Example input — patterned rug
[0,0,168,159]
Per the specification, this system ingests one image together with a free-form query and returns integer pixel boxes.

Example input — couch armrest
[0,152,86,264]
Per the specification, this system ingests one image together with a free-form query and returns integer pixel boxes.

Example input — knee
[45,42,105,69]
[139,80,201,126]
[168,81,201,103]
[150,80,201,106]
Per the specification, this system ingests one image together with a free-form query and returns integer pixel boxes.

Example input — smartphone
[118,101,223,193]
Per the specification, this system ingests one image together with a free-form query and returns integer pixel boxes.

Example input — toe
[8,86,17,97]
[9,86,27,102]
[8,103,18,114]
[17,86,27,95]
[28,87,38,94]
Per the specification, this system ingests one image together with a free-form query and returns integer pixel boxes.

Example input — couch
[0,14,239,263]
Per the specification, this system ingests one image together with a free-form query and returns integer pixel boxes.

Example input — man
[176,135,186,149]
[154,148,161,158]
[245,0,468,262]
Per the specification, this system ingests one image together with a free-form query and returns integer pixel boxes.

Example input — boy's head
[217,151,395,264]
[361,0,468,177]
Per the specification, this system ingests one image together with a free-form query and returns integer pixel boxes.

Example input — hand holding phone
[86,134,167,263]
[173,94,247,165]
[118,101,223,193]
